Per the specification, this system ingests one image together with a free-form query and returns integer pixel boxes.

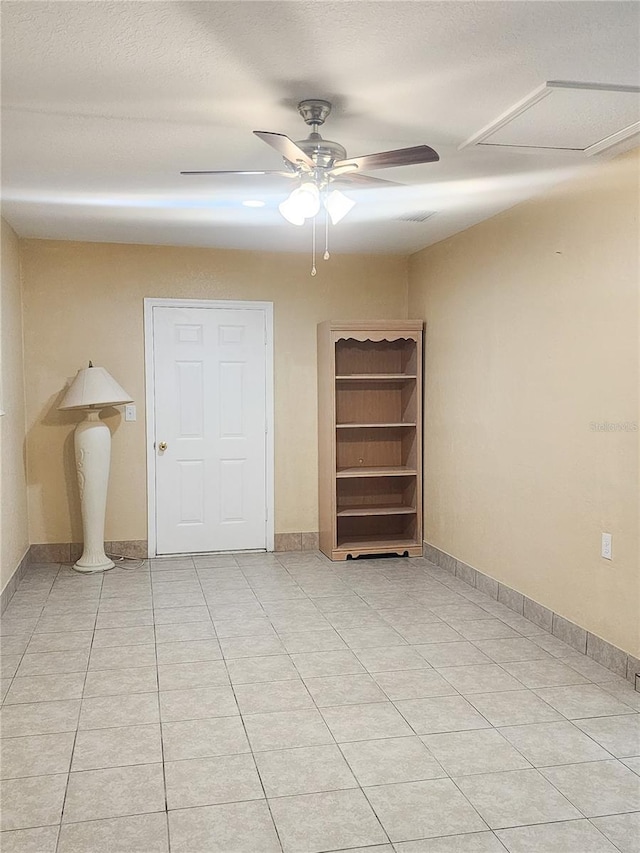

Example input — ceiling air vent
[396,211,436,223]
[460,81,640,156]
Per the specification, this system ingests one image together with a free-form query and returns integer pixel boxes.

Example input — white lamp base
[73,410,115,574]
[74,556,115,573]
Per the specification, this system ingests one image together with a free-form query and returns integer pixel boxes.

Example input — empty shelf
[336,422,416,429]
[336,466,417,478]
[335,374,417,380]
[336,505,416,517]
[336,534,421,550]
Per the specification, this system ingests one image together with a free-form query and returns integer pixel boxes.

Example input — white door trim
[143,297,275,558]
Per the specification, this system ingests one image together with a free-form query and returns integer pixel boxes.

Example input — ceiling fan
[182,99,439,212]
[181,99,439,272]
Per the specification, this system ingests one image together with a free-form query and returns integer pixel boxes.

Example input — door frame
[143,297,275,558]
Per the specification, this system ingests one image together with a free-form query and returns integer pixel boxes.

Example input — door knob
[158,441,168,451]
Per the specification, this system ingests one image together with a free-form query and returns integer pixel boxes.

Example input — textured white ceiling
[2,1,639,254]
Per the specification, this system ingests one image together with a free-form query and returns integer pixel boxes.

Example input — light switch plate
[125,404,136,422]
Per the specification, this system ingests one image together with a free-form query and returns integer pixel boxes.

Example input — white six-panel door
[152,304,268,554]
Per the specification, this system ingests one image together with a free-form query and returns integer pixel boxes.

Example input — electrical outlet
[601,532,612,560]
[124,404,136,422]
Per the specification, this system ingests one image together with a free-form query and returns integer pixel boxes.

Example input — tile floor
[1,551,639,853]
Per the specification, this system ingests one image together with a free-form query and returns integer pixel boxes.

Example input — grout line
[53,804,168,828]
[584,816,633,853]
[153,591,170,844]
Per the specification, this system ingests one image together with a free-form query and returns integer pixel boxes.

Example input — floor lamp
[58,363,133,573]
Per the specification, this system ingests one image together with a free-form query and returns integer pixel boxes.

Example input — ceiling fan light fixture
[293,182,321,218]
[324,189,356,224]
[279,182,321,224]
[278,196,305,225]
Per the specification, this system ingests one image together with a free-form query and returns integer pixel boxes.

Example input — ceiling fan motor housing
[295,132,347,169]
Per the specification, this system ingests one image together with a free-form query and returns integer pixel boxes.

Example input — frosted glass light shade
[278,196,305,225]
[58,365,133,410]
[278,183,321,224]
[291,183,320,218]
[324,190,356,224]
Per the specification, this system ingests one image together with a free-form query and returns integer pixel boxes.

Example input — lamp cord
[106,553,147,570]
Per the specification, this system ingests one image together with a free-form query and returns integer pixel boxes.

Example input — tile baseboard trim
[106,540,149,560]
[424,540,639,687]
[274,532,319,552]
[28,540,149,564]
[1,547,30,614]
[26,535,319,560]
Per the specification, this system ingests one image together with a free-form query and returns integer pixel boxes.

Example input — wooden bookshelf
[318,321,424,560]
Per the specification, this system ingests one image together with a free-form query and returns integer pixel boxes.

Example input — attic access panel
[460,81,640,155]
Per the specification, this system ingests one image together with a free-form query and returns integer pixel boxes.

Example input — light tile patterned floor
[1,551,639,853]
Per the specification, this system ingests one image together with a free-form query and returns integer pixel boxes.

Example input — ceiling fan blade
[332,173,404,187]
[180,169,296,177]
[253,131,316,169]
[333,145,439,172]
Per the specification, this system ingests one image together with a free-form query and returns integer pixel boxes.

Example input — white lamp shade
[58,366,133,410]
[291,183,320,218]
[278,196,306,225]
[325,190,356,224]
[278,183,321,224]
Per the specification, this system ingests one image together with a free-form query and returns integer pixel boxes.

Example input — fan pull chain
[324,204,330,260]
[311,216,317,276]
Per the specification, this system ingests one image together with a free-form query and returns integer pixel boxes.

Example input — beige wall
[20,241,408,545]
[409,149,640,656]
[1,218,29,591]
